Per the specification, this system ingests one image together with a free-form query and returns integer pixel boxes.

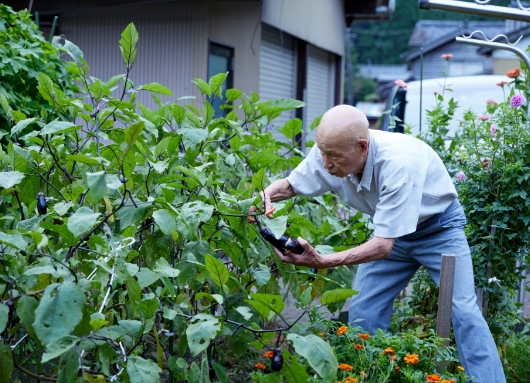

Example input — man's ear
[358,138,369,153]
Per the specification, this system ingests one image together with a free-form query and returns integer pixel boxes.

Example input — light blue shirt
[286,129,457,238]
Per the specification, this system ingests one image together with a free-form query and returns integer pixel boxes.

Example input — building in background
[401,20,508,80]
[4,0,393,146]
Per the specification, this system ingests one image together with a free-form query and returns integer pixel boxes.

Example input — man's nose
[322,155,333,169]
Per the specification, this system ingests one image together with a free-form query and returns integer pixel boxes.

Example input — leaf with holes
[33,282,86,346]
[186,314,221,356]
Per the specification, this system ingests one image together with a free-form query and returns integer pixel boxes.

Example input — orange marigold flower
[357,333,370,340]
[426,374,441,382]
[359,371,366,377]
[318,332,325,337]
[507,67,520,78]
[338,363,353,371]
[345,377,358,383]
[394,366,400,373]
[382,347,395,355]
[441,380,456,383]
[390,355,397,361]
[337,326,348,336]
[404,353,419,364]
[255,363,266,370]
[263,351,274,358]
[354,344,364,350]
[457,365,465,371]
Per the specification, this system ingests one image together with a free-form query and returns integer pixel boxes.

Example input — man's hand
[273,237,323,268]
[249,179,296,218]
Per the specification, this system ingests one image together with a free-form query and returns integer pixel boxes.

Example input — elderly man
[260,105,505,382]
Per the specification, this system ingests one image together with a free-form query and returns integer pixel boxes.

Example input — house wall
[262,0,345,56]
[410,41,492,80]
[18,0,261,109]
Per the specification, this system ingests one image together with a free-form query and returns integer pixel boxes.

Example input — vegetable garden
[0,5,529,383]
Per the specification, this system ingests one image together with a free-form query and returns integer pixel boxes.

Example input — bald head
[316,105,369,149]
[315,105,370,177]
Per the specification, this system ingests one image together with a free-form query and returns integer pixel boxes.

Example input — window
[208,42,234,117]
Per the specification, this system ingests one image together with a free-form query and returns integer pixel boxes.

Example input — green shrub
[0,4,79,143]
[503,331,530,383]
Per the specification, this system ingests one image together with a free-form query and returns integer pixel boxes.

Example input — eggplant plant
[0,22,370,383]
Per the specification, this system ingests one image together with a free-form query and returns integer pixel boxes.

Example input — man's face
[318,139,366,178]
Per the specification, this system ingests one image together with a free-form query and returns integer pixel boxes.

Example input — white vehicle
[381,75,508,138]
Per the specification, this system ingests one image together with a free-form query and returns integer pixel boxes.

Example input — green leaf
[212,361,229,383]
[136,268,160,289]
[17,296,39,345]
[287,334,337,381]
[33,282,87,346]
[250,264,271,286]
[66,154,104,166]
[259,99,306,115]
[87,171,109,201]
[251,168,267,190]
[63,39,84,65]
[192,78,211,96]
[320,288,357,306]
[209,72,228,97]
[11,117,37,136]
[182,201,214,224]
[154,258,180,278]
[0,171,24,189]
[179,128,208,150]
[152,209,177,236]
[226,89,243,102]
[171,105,186,125]
[56,348,79,383]
[245,293,284,320]
[279,118,303,139]
[205,254,229,288]
[67,207,100,237]
[263,215,288,239]
[235,306,253,321]
[126,277,142,304]
[124,120,145,147]
[0,305,8,333]
[0,342,13,383]
[283,348,310,383]
[40,121,77,135]
[139,82,173,96]
[42,335,79,363]
[53,201,74,216]
[138,294,159,319]
[126,356,162,383]
[89,313,107,331]
[0,231,28,251]
[185,314,221,356]
[119,23,139,66]
[0,94,12,116]
[37,73,55,106]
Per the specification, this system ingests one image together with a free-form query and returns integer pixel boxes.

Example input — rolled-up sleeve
[286,145,333,197]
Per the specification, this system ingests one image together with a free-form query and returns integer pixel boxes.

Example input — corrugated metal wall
[259,23,297,141]
[19,0,261,110]
[305,45,335,144]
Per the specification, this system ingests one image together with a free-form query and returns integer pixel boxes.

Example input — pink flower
[486,99,497,105]
[510,94,525,108]
[478,115,490,121]
[441,53,453,60]
[496,81,507,87]
[490,124,497,138]
[395,79,407,88]
[456,171,466,182]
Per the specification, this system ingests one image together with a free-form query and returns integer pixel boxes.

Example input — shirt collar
[351,131,374,192]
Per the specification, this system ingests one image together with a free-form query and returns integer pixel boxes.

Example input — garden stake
[436,254,456,341]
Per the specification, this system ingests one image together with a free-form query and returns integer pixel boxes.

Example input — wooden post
[436,254,456,340]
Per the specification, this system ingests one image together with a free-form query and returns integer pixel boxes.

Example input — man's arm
[274,236,395,268]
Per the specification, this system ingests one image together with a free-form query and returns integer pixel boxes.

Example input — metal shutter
[259,24,297,142]
[305,45,335,144]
